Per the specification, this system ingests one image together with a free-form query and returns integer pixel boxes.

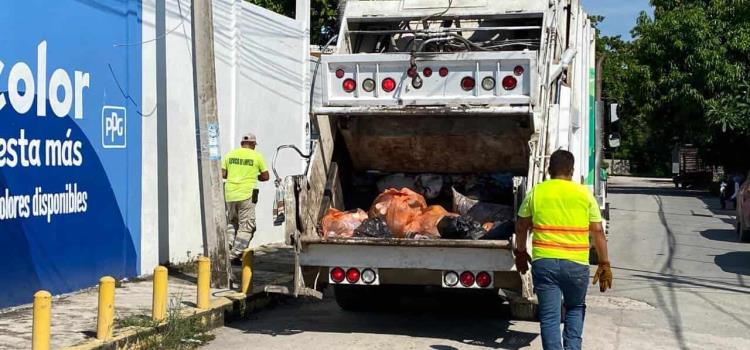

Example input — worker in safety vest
[514,150,612,350]
[222,133,270,261]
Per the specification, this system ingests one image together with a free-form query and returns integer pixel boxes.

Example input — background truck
[276,0,604,319]
[671,145,714,188]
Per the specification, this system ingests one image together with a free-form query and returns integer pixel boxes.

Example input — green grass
[118,296,216,349]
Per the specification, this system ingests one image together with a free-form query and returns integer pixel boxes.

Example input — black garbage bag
[452,187,514,223]
[354,217,393,239]
[481,220,515,240]
[437,216,486,240]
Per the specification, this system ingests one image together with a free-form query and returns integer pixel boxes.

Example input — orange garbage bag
[404,205,458,238]
[369,188,428,238]
[320,208,368,238]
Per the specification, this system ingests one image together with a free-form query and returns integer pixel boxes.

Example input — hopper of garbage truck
[334,114,533,174]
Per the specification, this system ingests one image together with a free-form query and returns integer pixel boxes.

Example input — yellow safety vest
[518,179,602,265]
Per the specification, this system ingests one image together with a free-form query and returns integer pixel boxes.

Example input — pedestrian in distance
[222,133,270,263]
[720,175,730,210]
[514,149,613,350]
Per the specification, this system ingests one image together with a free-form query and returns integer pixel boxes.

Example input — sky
[582,0,654,40]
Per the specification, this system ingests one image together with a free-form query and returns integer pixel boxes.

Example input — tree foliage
[597,0,750,174]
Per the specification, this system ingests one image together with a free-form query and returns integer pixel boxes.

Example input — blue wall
[0,0,142,308]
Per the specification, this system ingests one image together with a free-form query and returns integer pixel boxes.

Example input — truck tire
[509,301,538,321]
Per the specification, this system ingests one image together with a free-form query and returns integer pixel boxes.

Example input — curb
[63,291,287,350]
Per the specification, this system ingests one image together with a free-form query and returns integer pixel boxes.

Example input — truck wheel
[589,247,599,265]
[509,301,538,321]
[334,285,377,312]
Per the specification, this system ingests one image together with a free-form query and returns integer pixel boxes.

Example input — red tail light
[476,271,492,288]
[342,79,356,93]
[335,69,345,79]
[330,267,345,283]
[502,76,517,90]
[346,268,361,283]
[382,78,396,92]
[439,67,449,77]
[461,77,475,91]
[423,67,433,77]
[459,271,475,287]
[514,65,525,76]
[407,67,418,78]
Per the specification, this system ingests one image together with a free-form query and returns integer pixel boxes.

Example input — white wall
[141,0,311,272]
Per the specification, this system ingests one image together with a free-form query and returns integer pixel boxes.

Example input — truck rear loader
[275,0,606,319]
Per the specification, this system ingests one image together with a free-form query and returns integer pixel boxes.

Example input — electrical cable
[421,0,454,23]
[112,0,191,51]
[109,0,194,117]
[107,63,156,117]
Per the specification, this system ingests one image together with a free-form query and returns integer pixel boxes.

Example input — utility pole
[191,0,230,288]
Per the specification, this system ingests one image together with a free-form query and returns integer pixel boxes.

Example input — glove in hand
[592,262,613,292]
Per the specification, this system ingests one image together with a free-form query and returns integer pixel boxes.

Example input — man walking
[514,150,612,350]
[222,133,269,260]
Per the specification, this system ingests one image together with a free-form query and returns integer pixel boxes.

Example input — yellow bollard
[152,266,168,321]
[197,256,211,309]
[96,276,115,341]
[32,290,51,350]
[241,249,254,294]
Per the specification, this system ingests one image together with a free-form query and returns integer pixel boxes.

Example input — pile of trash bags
[320,187,515,240]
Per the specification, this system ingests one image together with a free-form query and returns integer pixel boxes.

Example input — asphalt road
[203,177,750,349]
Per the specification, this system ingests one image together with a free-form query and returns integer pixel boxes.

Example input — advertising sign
[0,1,142,307]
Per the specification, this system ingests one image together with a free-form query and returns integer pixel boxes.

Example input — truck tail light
[476,271,492,288]
[335,69,345,79]
[346,268,361,283]
[423,67,433,77]
[444,271,459,287]
[481,77,495,91]
[382,78,396,92]
[361,269,376,284]
[342,79,356,93]
[330,267,345,283]
[362,78,376,92]
[514,65,525,76]
[407,67,418,78]
[502,76,517,90]
[439,67,449,77]
[459,271,475,287]
[461,77,475,91]
[412,76,423,89]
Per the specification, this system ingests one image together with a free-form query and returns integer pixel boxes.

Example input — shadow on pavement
[715,252,750,276]
[700,229,739,243]
[227,290,538,349]
[608,186,707,198]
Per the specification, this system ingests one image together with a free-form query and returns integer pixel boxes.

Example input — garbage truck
[275,0,605,319]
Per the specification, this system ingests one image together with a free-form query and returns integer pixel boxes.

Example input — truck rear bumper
[299,237,513,271]
[313,105,531,116]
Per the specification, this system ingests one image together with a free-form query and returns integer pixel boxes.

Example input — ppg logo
[102,106,126,148]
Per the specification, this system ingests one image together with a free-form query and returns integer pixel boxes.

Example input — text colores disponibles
[0,183,88,223]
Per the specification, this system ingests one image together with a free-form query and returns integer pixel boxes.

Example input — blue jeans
[532,258,590,350]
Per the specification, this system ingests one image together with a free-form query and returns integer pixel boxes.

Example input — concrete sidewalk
[0,243,294,349]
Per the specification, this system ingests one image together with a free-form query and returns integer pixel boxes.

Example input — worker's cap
[241,133,257,144]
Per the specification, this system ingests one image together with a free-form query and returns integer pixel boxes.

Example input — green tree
[597,0,750,173]
[244,0,339,45]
